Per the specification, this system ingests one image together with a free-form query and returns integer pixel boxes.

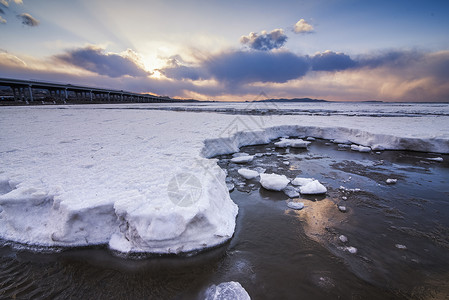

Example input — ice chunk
[306,137,316,141]
[351,144,371,152]
[283,186,300,198]
[345,246,357,254]
[205,281,251,300]
[395,244,407,250]
[231,155,254,163]
[291,177,314,186]
[427,157,443,162]
[232,152,250,158]
[386,178,397,184]
[299,180,327,195]
[287,202,304,210]
[274,138,310,148]
[338,205,347,212]
[237,168,259,180]
[339,235,348,243]
[259,173,290,191]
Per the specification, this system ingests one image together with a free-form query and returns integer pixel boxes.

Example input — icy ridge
[202,125,449,157]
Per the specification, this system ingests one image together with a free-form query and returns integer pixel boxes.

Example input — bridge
[0,78,172,104]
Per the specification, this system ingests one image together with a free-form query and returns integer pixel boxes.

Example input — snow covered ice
[237,168,260,180]
[231,155,254,163]
[287,202,304,210]
[259,173,290,191]
[291,177,314,186]
[205,281,251,300]
[299,180,327,195]
[274,138,310,148]
[386,178,397,184]
[0,102,448,255]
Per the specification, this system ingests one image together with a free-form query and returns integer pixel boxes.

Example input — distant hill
[255,98,328,103]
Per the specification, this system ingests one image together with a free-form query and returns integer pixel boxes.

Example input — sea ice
[287,202,304,210]
[283,186,300,198]
[386,178,397,184]
[395,244,407,250]
[338,205,347,213]
[351,144,371,152]
[205,281,251,300]
[339,235,348,243]
[231,155,254,163]
[238,168,260,180]
[1,103,448,255]
[274,138,310,148]
[291,177,314,186]
[345,246,358,254]
[299,180,327,195]
[427,157,443,162]
[259,173,290,191]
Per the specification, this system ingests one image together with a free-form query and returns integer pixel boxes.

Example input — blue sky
[1,0,449,101]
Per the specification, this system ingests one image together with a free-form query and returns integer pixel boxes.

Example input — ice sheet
[0,103,448,254]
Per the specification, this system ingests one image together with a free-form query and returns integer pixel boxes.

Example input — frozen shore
[0,104,448,255]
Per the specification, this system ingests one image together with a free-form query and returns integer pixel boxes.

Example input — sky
[1,0,449,102]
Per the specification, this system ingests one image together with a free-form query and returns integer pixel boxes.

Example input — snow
[205,281,251,300]
[259,173,290,191]
[238,168,260,180]
[287,202,304,210]
[231,155,254,163]
[386,178,397,184]
[299,180,327,195]
[291,177,314,186]
[275,138,310,148]
[0,102,448,255]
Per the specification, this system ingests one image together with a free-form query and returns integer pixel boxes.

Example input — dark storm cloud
[0,8,5,14]
[309,51,356,71]
[205,50,309,84]
[56,46,149,78]
[17,13,39,26]
[240,29,288,51]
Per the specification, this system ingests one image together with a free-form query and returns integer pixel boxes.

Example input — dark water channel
[1,139,449,299]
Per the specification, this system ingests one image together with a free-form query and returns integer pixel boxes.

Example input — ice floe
[274,138,311,148]
[231,155,254,163]
[291,177,314,186]
[205,281,251,300]
[339,235,348,243]
[287,202,304,210]
[299,180,327,195]
[259,173,290,191]
[351,144,371,152]
[427,157,443,162]
[345,246,358,254]
[386,178,398,184]
[238,168,260,180]
[283,186,300,198]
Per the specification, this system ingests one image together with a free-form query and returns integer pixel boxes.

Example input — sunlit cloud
[17,13,39,27]
[0,16,5,24]
[240,29,287,51]
[55,45,150,78]
[294,19,314,34]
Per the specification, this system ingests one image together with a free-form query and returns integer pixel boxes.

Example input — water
[1,139,449,299]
